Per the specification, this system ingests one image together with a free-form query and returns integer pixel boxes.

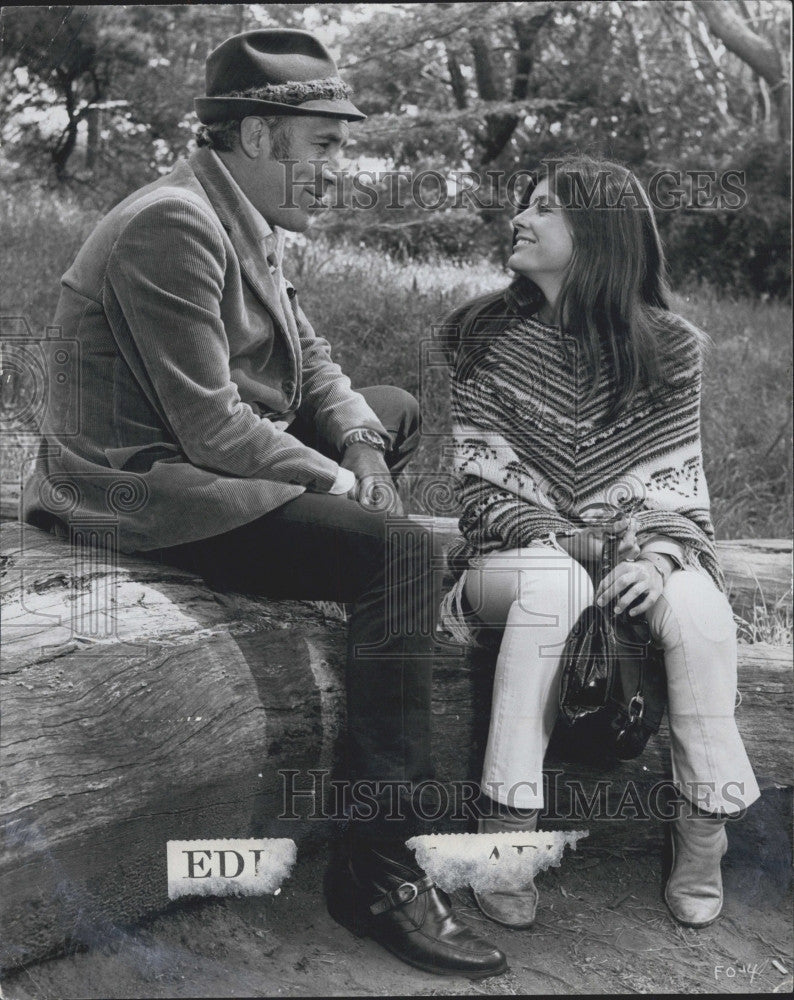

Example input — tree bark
[469,31,500,103]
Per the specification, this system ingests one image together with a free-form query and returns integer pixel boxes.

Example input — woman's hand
[616,518,641,562]
[560,514,640,565]
[595,558,664,616]
[559,527,604,563]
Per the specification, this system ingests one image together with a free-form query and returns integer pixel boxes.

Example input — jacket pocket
[104,441,181,472]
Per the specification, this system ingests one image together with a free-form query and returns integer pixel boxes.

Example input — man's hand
[340,443,404,515]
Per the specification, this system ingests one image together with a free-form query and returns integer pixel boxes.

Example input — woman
[439,155,759,931]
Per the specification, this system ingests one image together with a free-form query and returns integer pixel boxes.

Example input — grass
[735,599,792,646]
[675,283,793,540]
[0,182,103,331]
[2,182,792,547]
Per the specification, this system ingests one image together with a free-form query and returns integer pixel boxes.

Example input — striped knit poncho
[440,299,723,640]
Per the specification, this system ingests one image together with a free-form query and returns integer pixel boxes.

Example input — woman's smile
[507,178,573,291]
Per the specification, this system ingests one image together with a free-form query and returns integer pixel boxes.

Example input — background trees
[1,1,790,296]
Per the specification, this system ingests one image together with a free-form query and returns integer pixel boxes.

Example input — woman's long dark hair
[445,156,692,420]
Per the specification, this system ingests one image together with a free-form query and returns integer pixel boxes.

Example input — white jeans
[464,546,761,816]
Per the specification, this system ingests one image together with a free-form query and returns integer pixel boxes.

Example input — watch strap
[342,428,388,453]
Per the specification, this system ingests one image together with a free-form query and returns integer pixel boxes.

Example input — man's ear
[239,117,269,159]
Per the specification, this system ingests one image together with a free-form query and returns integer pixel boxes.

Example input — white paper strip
[167,838,297,899]
[407,829,589,892]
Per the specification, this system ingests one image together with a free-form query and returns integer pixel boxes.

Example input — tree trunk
[85,106,102,171]
[445,49,468,110]
[470,9,553,167]
[469,31,500,103]
[51,72,79,182]
[696,0,790,139]
[1,521,791,969]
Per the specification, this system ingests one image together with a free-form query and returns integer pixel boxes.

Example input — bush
[659,199,790,300]
[655,139,791,300]
[0,181,102,329]
[347,209,490,264]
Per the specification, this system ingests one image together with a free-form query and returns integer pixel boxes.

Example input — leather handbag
[557,525,667,760]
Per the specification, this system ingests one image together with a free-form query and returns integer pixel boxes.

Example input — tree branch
[694,0,789,136]
[657,4,723,70]
[469,31,500,102]
[338,12,490,70]
[696,0,784,82]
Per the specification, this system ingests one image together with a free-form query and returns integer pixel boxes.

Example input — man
[23,29,506,978]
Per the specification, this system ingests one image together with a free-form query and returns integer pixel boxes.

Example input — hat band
[224,76,353,107]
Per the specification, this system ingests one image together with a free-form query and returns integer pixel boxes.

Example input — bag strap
[600,524,622,583]
[601,520,649,717]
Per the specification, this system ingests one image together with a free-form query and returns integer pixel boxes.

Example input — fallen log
[713,537,793,622]
[1,521,791,969]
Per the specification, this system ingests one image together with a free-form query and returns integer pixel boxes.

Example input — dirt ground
[4,792,792,1000]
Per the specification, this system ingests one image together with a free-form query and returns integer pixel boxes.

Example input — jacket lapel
[187,148,299,372]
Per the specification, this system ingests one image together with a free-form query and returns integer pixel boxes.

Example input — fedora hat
[195,29,365,124]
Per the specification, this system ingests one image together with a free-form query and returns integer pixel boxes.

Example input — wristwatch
[342,428,388,453]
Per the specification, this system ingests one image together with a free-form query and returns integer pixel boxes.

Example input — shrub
[655,138,791,300]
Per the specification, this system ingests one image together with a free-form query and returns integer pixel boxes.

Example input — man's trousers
[143,386,441,832]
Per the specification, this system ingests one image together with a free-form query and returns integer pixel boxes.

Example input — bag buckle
[627,693,645,723]
[616,693,645,745]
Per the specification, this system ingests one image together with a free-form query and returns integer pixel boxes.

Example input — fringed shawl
[442,300,724,603]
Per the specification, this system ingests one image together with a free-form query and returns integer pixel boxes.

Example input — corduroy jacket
[22,147,387,552]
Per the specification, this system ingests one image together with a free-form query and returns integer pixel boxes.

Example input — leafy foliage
[0,2,790,295]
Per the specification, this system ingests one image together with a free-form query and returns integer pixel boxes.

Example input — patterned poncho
[440,297,723,640]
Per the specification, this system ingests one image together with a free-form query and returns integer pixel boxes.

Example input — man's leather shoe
[665,810,728,928]
[325,843,508,978]
[472,808,540,929]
